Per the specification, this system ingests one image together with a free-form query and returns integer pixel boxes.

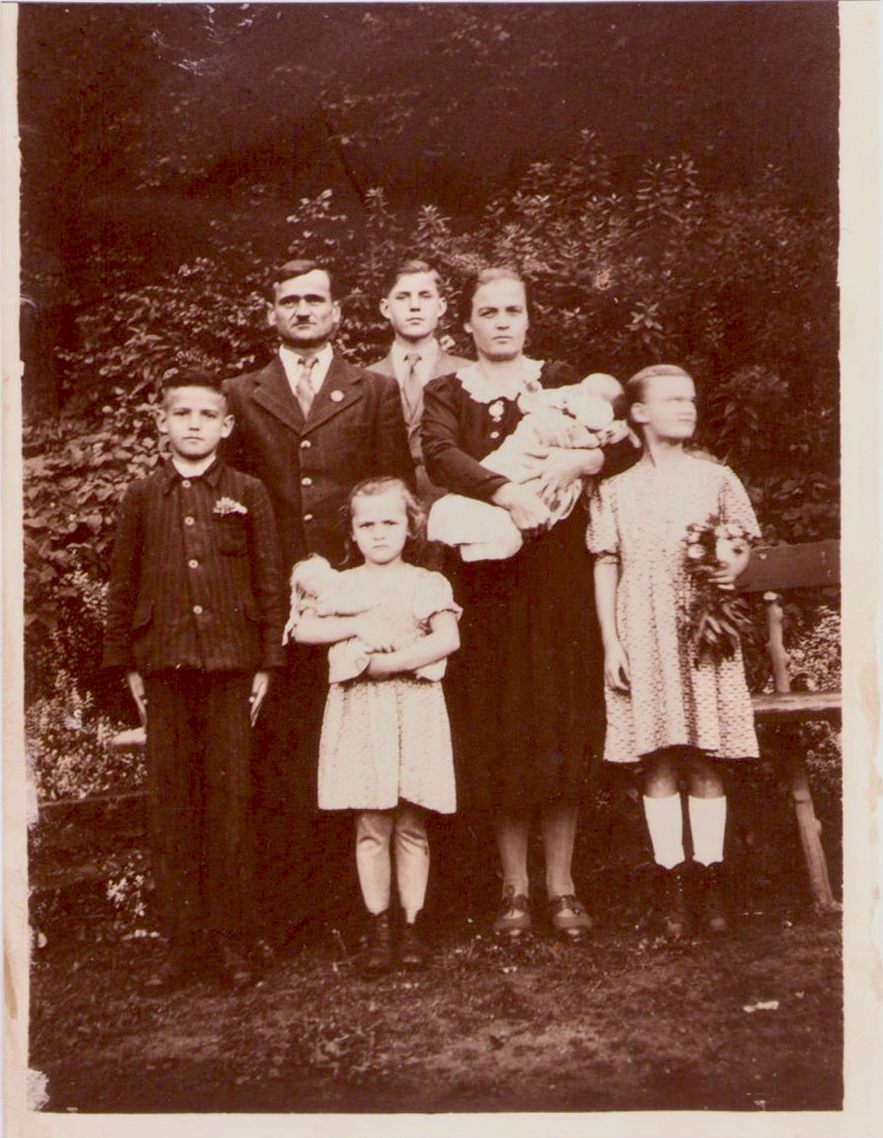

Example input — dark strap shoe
[493,886,532,940]
[549,894,593,942]
[362,911,393,976]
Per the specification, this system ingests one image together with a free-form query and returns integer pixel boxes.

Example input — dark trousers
[144,670,255,941]
[251,646,357,935]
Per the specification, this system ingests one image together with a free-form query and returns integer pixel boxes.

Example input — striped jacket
[103,458,286,676]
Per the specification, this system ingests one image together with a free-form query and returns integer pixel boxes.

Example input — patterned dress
[587,454,761,763]
[317,564,460,813]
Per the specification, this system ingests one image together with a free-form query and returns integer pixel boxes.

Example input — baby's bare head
[580,373,626,417]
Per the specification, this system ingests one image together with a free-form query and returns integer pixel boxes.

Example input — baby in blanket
[428,373,634,561]
[282,555,446,682]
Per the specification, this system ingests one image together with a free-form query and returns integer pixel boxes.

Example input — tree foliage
[22,142,838,712]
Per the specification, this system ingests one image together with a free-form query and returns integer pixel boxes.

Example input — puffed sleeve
[414,570,463,625]
[586,479,620,559]
[718,466,762,540]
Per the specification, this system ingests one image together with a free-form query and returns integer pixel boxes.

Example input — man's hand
[126,671,147,725]
[249,671,272,726]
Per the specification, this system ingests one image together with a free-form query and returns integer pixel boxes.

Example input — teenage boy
[103,371,286,990]
[369,259,470,500]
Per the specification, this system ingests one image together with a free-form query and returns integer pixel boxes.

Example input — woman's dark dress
[422,360,634,817]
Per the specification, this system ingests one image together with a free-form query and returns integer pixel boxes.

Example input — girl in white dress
[588,365,760,939]
[294,477,460,973]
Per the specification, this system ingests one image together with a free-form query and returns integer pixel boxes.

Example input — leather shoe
[657,862,693,940]
[217,940,255,989]
[399,918,429,970]
[696,862,729,936]
[493,887,532,940]
[549,894,593,941]
[362,911,393,976]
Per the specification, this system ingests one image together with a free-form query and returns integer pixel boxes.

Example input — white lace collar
[455,357,545,405]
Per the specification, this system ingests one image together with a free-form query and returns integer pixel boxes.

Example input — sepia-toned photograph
[4,1,879,1131]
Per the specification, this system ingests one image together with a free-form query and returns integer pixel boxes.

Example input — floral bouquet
[680,516,754,666]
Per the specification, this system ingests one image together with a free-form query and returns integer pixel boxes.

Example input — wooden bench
[738,539,841,912]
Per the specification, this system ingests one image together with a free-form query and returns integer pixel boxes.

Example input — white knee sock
[355,810,394,914]
[688,795,727,866]
[643,794,685,869]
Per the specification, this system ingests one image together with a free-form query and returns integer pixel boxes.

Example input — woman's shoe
[493,886,532,940]
[362,911,393,976]
[549,894,593,941]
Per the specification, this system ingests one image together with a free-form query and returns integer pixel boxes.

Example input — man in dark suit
[222,258,413,936]
[369,259,470,504]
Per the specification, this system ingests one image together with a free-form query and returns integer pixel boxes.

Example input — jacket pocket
[216,518,248,555]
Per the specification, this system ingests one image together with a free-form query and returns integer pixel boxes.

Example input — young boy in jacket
[103,371,286,990]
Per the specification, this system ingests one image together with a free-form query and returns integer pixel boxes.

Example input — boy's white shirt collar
[279,342,334,397]
[171,453,218,478]
[391,339,439,386]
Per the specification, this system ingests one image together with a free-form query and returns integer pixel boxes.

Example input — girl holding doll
[588,364,760,938]
[294,477,460,973]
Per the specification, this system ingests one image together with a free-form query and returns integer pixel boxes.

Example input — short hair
[267,258,340,300]
[625,363,693,407]
[341,476,426,563]
[161,368,225,401]
[459,265,528,324]
[382,258,443,297]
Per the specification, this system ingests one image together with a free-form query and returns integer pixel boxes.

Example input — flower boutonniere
[488,399,506,423]
[213,496,248,518]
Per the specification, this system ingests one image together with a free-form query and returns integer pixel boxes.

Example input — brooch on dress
[488,399,506,423]
[213,496,248,517]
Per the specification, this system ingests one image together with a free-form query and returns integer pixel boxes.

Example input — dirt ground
[26,758,844,1115]
[29,893,842,1115]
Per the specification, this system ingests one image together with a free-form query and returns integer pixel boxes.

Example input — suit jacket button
[300,439,311,449]
[301,476,312,487]
[181,479,192,489]
[188,559,199,569]
[184,516,196,526]
[193,604,203,615]
[304,514,313,522]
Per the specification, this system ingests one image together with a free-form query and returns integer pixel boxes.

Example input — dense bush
[23,144,838,720]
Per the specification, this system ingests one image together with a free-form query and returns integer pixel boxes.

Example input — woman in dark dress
[422,267,630,940]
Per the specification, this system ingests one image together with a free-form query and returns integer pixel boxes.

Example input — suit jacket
[222,353,413,571]
[103,459,286,676]
[368,347,471,503]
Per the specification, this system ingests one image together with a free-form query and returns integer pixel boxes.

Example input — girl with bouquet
[588,364,760,937]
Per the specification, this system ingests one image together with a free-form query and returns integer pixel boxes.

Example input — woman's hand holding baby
[491,481,552,535]
[534,446,605,508]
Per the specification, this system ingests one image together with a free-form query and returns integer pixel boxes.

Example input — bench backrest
[738,540,840,594]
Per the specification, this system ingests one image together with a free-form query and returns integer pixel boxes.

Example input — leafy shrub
[26,655,145,802]
[23,143,838,718]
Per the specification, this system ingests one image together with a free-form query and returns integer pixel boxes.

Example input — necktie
[402,352,423,455]
[295,357,316,419]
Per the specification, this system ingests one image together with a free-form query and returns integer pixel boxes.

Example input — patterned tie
[295,357,316,419]
[402,352,423,456]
